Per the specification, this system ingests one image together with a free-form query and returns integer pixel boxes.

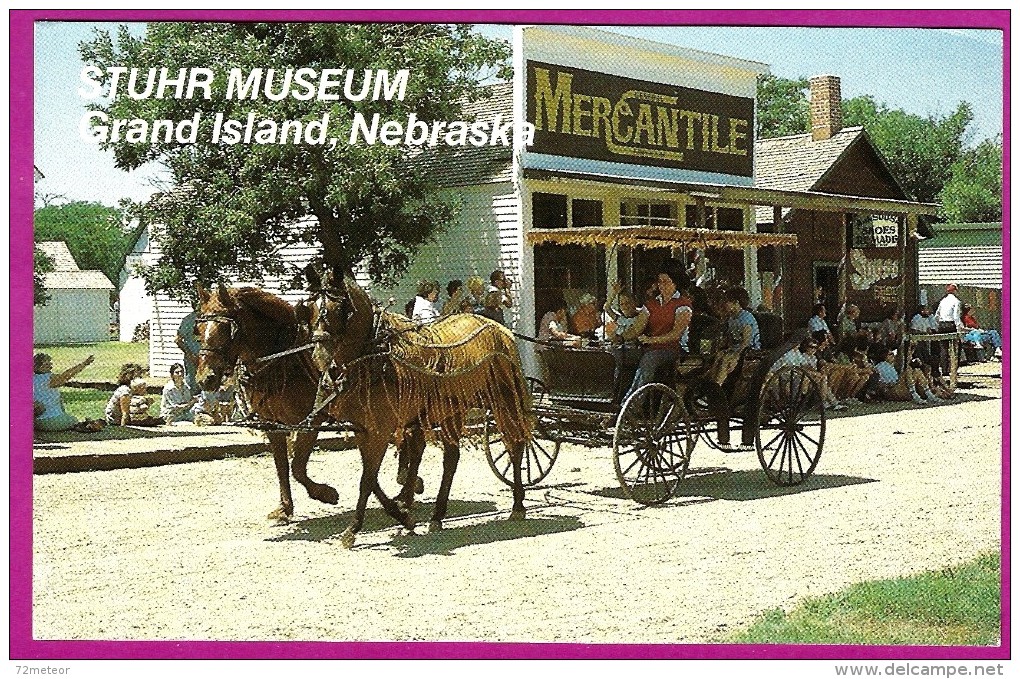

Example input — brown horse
[301,267,533,548]
[194,284,412,528]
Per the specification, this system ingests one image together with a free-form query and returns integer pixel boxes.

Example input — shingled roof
[753,126,864,223]
[37,241,80,271]
[43,270,115,290]
[423,82,514,188]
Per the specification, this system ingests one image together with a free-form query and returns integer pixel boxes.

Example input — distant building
[34,242,115,344]
[918,222,1002,331]
[118,225,154,342]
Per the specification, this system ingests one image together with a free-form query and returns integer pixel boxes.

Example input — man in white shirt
[935,284,963,333]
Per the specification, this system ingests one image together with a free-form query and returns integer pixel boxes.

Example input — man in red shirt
[624,266,693,400]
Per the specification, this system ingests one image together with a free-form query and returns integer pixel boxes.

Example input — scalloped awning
[526,225,798,250]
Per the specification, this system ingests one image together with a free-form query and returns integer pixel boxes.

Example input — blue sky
[33,21,1004,208]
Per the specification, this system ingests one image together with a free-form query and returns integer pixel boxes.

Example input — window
[572,198,603,228]
[532,193,567,229]
[685,205,744,230]
[621,201,677,227]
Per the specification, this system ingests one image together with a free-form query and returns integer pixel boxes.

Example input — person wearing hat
[935,284,964,333]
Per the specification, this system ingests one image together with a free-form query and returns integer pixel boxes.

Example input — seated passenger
[478,290,508,327]
[411,279,441,324]
[571,293,601,337]
[708,288,760,386]
[538,298,581,348]
[624,267,693,399]
[441,279,465,316]
[604,281,648,349]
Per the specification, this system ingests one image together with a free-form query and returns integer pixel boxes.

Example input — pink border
[10,8,1010,661]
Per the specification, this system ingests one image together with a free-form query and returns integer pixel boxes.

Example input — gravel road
[31,365,1002,644]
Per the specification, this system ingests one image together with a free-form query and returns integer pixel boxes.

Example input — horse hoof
[428,520,443,533]
[340,528,356,549]
[509,509,526,521]
[314,485,339,505]
[415,477,425,495]
[267,507,292,524]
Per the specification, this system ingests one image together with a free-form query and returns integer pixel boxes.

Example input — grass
[729,553,1001,645]
[33,341,149,384]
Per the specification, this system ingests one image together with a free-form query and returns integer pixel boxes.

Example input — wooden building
[143,26,937,377]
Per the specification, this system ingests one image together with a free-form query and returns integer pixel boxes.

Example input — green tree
[756,74,810,139]
[842,96,973,204]
[938,135,1002,223]
[33,201,132,285]
[33,246,54,306]
[80,23,511,299]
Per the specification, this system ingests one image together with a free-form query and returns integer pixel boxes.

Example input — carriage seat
[753,312,784,351]
[674,314,726,380]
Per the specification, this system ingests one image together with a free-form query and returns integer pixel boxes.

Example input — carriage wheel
[483,414,560,488]
[756,367,825,486]
[613,383,694,505]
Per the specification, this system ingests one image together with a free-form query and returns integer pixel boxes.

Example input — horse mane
[231,287,297,326]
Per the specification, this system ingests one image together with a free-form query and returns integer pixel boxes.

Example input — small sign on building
[851,214,899,248]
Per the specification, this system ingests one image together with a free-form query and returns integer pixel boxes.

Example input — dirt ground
[31,364,1003,644]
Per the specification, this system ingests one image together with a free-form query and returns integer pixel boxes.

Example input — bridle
[195,313,240,362]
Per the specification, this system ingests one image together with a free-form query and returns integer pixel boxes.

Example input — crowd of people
[32,352,242,434]
[405,269,514,328]
[34,269,995,436]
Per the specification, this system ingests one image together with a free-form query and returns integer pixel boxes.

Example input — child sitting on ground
[128,378,164,426]
[191,375,228,425]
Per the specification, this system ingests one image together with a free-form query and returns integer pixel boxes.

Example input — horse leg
[508,438,526,521]
[266,431,294,523]
[396,425,426,513]
[342,434,413,549]
[395,431,425,495]
[289,430,339,505]
[429,438,461,533]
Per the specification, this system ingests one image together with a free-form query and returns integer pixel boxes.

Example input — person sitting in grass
[191,375,231,425]
[105,362,146,426]
[127,378,164,426]
[160,362,197,423]
[33,352,105,433]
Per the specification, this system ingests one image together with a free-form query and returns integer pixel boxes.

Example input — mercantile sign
[526,60,755,177]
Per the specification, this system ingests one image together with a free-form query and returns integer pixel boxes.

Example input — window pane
[572,199,603,227]
[533,193,568,229]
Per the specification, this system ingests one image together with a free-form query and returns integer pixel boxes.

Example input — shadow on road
[270,499,498,542]
[270,499,584,556]
[389,515,583,558]
[589,469,875,503]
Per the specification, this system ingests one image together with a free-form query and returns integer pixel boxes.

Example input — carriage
[481,225,827,506]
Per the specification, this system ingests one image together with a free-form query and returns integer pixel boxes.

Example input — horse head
[195,283,298,388]
[303,264,375,373]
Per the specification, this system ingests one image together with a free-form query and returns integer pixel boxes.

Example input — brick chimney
[809,75,842,141]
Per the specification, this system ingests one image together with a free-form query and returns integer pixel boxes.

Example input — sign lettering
[527,61,754,176]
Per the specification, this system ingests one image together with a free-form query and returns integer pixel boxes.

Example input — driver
[623,265,693,400]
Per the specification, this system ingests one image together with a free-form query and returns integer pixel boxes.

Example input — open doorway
[813,262,841,317]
